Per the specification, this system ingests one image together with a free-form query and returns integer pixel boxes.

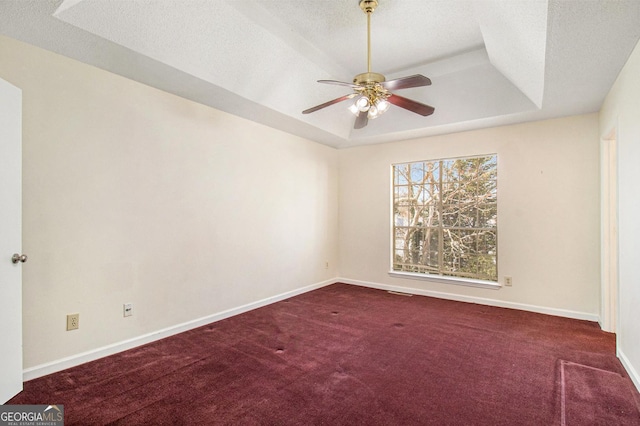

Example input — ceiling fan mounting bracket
[359,0,378,14]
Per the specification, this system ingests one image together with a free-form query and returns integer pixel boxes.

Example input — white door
[0,76,23,403]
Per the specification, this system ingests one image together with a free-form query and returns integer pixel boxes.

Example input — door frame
[601,127,618,334]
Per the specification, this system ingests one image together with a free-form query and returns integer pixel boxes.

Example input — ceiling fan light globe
[356,96,371,112]
[376,99,390,113]
[348,103,360,115]
[368,105,379,119]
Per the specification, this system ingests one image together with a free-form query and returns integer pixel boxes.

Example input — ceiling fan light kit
[302,0,435,129]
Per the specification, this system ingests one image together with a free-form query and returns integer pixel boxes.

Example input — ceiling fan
[302,0,435,129]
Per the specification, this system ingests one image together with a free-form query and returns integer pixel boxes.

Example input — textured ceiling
[1,0,640,148]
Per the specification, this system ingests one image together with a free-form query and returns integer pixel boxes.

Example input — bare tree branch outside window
[392,155,497,281]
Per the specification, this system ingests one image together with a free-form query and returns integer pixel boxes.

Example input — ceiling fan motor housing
[353,72,385,85]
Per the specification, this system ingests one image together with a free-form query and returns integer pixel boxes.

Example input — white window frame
[389,155,500,290]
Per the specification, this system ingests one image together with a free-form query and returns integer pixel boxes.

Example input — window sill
[388,271,502,290]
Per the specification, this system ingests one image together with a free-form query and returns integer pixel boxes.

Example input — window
[392,155,497,282]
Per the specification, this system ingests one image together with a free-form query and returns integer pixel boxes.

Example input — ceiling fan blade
[354,112,368,129]
[302,93,357,114]
[318,80,361,89]
[387,94,435,116]
[380,74,432,91]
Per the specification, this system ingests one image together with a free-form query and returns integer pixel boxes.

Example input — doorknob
[11,253,27,264]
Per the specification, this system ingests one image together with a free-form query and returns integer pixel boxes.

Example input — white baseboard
[23,279,335,381]
[23,277,602,381]
[338,277,600,322]
[618,348,640,393]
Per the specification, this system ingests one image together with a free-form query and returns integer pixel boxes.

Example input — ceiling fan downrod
[355,0,384,85]
[362,0,375,74]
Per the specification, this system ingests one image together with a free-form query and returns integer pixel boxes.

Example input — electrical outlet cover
[66,313,79,331]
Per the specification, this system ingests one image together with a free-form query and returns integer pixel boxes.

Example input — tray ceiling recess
[1,0,640,147]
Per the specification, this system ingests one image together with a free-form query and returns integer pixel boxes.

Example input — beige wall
[600,38,640,389]
[0,32,609,376]
[0,35,339,369]
[338,114,601,317]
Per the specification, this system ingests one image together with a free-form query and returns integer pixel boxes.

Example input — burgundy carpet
[559,360,640,425]
[8,283,640,425]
